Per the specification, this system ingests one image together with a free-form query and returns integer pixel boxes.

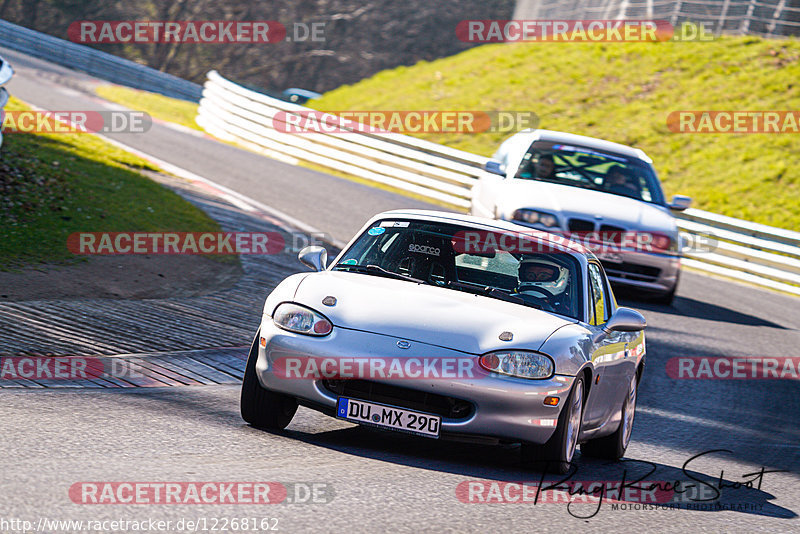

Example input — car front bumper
[599,249,680,294]
[255,319,576,444]
[502,219,680,294]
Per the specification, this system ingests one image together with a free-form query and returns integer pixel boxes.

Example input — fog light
[544,396,560,406]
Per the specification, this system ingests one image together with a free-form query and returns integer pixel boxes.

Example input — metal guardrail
[0,19,202,101]
[677,209,800,296]
[0,17,795,295]
[197,71,486,209]
[197,71,800,296]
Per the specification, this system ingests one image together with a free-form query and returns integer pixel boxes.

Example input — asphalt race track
[1,47,799,532]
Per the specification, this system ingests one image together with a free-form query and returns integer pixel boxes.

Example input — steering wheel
[512,286,557,313]
[515,285,555,299]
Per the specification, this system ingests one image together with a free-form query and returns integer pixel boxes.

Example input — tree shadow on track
[633,334,800,467]
[616,292,788,329]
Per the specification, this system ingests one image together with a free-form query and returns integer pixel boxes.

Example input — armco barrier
[677,209,800,296]
[0,19,201,101]
[1,19,795,295]
[197,71,486,209]
[197,70,800,296]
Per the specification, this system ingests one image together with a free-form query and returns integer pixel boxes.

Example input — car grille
[321,379,474,420]
[603,262,661,282]
[599,224,626,244]
[568,218,595,232]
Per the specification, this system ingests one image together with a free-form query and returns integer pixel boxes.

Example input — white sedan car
[471,129,691,304]
[0,55,13,149]
[241,210,647,474]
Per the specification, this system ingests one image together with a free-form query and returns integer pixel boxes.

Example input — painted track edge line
[97,134,348,249]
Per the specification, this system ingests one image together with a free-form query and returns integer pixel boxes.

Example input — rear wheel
[240,329,298,429]
[522,376,584,474]
[581,373,638,459]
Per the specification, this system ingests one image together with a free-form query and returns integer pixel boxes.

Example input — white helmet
[517,258,570,296]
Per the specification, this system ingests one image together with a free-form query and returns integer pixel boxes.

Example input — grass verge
[95,85,201,131]
[314,36,800,230]
[0,97,225,268]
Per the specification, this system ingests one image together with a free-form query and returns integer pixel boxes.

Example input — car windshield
[332,219,583,320]
[514,140,666,205]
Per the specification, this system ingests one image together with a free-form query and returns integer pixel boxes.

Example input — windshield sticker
[379,221,410,228]
[368,227,386,236]
[550,144,628,163]
[340,258,358,265]
[408,244,440,256]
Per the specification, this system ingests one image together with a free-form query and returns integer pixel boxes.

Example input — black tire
[581,373,638,460]
[521,376,585,475]
[240,329,298,429]
[650,272,679,305]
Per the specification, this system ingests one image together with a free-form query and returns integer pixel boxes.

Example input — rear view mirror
[668,195,692,211]
[298,246,327,272]
[605,307,647,333]
[484,160,506,177]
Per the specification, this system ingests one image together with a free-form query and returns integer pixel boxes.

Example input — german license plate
[336,397,441,438]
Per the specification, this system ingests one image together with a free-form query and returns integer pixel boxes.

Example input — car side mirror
[604,307,647,333]
[484,160,506,177]
[668,195,692,211]
[298,246,327,272]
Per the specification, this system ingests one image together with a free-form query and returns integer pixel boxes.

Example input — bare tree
[1,0,514,93]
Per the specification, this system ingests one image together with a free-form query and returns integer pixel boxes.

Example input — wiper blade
[485,287,527,305]
[446,281,529,306]
[333,264,427,284]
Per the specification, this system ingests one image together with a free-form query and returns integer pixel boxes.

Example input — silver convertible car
[241,210,646,473]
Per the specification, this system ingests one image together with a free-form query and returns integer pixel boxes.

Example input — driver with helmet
[515,258,571,315]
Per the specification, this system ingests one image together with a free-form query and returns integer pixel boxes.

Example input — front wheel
[581,373,638,459]
[240,329,298,429]
[650,272,679,306]
[521,376,585,474]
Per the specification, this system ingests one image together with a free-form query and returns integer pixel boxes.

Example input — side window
[588,263,610,325]
[602,266,617,314]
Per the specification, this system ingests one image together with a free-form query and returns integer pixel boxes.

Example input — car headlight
[649,232,677,253]
[512,209,559,228]
[479,351,554,379]
[273,302,333,336]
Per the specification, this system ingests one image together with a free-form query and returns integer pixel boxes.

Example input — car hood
[294,271,576,355]
[498,180,677,232]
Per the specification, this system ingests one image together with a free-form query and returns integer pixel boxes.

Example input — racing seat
[401,235,457,285]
